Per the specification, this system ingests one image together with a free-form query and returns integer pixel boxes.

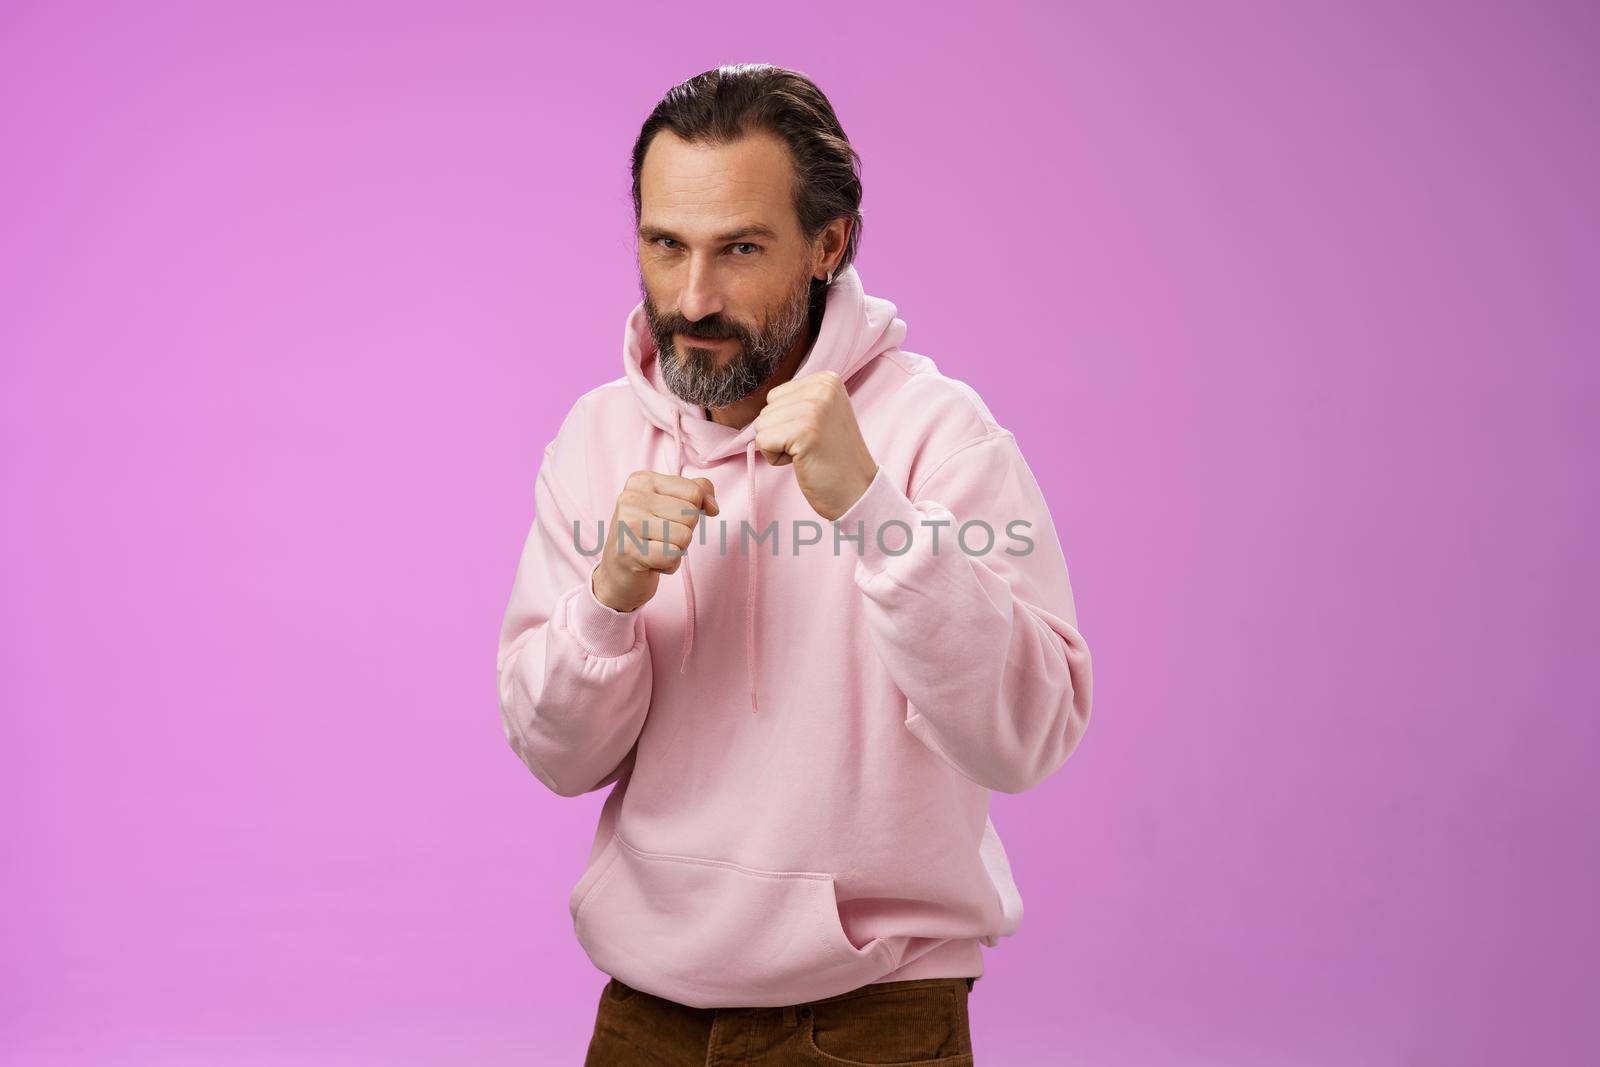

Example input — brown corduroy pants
[582,974,977,1065]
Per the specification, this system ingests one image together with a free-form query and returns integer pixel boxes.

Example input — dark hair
[630,64,864,278]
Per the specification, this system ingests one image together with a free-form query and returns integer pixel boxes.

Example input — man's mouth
[680,333,734,346]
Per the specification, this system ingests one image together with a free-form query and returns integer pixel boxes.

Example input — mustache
[666,319,740,340]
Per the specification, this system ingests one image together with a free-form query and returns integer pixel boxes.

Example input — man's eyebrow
[638,223,779,243]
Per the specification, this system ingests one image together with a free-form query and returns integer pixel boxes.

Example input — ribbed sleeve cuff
[833,465,926,576]
[566,570,642,658]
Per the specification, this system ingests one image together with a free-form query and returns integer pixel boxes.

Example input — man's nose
[677,255,726,324]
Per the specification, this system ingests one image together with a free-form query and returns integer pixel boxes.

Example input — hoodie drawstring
[745,440,759,715]
[669,407,760,715]
[672,410,697,673]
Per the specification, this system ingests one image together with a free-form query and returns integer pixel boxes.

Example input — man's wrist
[567,564,640,658]
[589,564,634,614]
[832,466,924,574]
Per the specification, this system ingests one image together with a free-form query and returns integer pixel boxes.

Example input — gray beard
[649,276,816,410]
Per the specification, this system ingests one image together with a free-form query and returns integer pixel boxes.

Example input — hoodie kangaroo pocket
[572,831,895,1009]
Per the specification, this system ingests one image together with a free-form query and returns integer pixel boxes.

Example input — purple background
[4,2,1596,1064]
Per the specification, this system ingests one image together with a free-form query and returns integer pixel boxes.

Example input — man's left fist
[752,370,879,521]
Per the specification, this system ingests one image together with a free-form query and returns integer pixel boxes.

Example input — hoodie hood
[621,264,908,714]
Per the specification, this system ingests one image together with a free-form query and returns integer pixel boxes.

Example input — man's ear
[815,218,850,278]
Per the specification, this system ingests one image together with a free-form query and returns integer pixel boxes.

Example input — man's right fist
[590,470,719,613]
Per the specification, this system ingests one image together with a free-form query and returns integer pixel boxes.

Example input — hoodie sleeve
[835,429,1093,794]
[496,444,653,798]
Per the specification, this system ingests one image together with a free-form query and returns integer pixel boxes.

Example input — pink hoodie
[496,265,1093,1009]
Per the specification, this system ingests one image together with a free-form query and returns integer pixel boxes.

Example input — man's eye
[650,238,758,255]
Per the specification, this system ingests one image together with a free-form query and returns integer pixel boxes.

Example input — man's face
[636,130,819,410]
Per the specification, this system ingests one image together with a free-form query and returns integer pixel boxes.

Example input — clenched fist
[591,470,719,613]
[752,370,879,521]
